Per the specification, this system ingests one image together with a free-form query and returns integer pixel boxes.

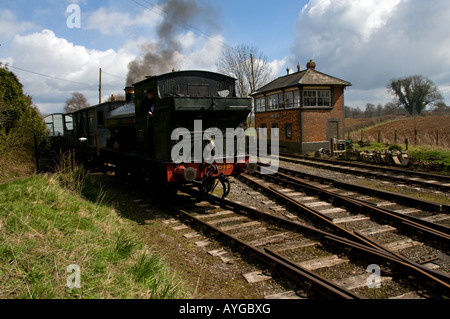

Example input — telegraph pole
[99,68,102,104]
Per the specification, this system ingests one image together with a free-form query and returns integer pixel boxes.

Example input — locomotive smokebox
[124,86,135,104]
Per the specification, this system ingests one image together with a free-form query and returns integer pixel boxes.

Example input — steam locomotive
[40,70,256,197]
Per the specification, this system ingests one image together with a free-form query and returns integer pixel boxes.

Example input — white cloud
[0,9,35,40]
[305,0,402,43]
[4,29,135,114]
[292,0,450,107]
[268,58,288,80]
[85,7,163,36]
[178,32,226,71]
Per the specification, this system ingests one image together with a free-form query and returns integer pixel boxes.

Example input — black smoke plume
[126,0,218,86]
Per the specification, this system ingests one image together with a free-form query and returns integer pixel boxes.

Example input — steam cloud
[126,0,218,86]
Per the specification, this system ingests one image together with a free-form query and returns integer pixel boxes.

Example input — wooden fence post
[436,130,439,146]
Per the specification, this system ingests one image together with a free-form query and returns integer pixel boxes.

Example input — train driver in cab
[142,88,155,117]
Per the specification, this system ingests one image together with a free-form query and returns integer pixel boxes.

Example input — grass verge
[349,142,450,173]
[0,173,189,299]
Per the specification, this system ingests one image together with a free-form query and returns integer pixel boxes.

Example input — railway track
[100,151,450,299]
[277,153,450,192]
[257,165,450,243]
[163,186,450,299]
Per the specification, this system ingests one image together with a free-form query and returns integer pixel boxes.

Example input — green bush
[0,65,47,181]
[388,144,402,151]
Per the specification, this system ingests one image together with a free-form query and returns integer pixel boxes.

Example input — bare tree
[388,75,443,116]
[364,103,375,118]
[64,92,89,113]
[431,101,450,114]
[216,44,273,97]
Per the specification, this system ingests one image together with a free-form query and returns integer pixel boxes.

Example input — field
[346,115,450,148]
[344,115,450,170]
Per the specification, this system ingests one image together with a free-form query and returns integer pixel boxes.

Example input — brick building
[251,60,351,154]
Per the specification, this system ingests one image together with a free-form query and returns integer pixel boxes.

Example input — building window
[267,94,277,110]
[256,97,266,112]
[303,90,331,107]
[285,90,300,108]
[285,123,292,139]
[267,93,283,110]
[278,93,284,109]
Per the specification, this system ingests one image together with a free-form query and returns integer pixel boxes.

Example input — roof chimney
[286,67,290,75]
[306,60,316,70]
[297,63,301,72]
[124,86,135,104]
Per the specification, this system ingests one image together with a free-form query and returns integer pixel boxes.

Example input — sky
[1,0,450,115]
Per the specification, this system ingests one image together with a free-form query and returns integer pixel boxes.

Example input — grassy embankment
[0,165,190,299]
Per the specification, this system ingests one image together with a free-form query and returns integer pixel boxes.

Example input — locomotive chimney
[124,86,135,103]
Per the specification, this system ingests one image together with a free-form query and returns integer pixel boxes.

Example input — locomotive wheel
[199,178,216,194]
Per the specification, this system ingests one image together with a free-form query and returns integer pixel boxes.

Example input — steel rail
[273,164,450,214]
[248,169,450,284]
[259,167,450,245]
[279,152,450,184]
[167,203,359,299]
[176,187,450,297]
[277,153,450,192]
[239,173,450,290]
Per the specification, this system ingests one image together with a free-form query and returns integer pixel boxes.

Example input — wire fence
[349,129,450,149]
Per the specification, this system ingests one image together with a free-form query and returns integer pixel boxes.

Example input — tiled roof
[251,68,351,96]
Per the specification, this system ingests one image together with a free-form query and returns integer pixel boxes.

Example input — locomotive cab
[133,71,251,160]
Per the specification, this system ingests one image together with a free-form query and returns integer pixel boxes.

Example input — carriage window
[161,79,179,97]
[217,80,231,97]
[97,111,104,126]
[188,84,209,97]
